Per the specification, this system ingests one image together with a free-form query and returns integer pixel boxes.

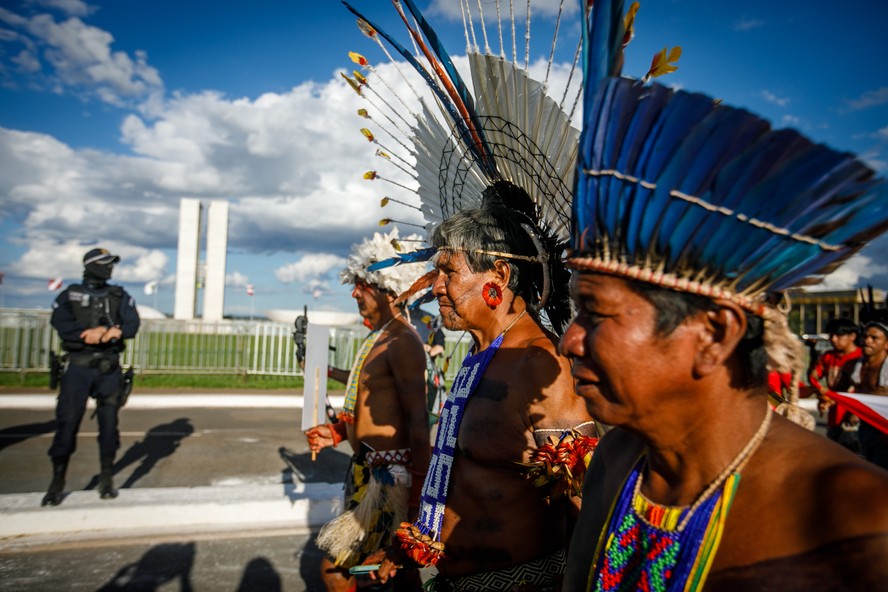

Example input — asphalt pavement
[0,389,822,591]
[0,389,355,591]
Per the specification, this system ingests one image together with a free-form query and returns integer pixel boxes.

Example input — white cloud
[760,89,789,107]
[276,253,347,284]
[844,87,888,112]
[817,255,888,291]
[0,7,162,106]
[7,239,168,284]
[226,271,249,287]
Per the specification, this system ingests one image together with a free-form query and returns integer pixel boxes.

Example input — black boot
[98,454,118,499]
[41,456,69,507]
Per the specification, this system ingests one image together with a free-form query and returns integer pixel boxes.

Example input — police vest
[63,284,125,351]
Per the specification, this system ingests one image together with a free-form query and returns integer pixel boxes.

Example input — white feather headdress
[340,228,426,296]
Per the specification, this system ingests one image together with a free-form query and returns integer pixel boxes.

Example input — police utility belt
[66,350,120,373]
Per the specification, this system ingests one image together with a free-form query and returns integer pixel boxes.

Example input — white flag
[144,280,159,295]
[246,284,254,296]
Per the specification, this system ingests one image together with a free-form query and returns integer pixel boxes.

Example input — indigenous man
[370,188,597,591]
[305,230,431,592]
[834,320,888,469]
[561,2,888,588]
[811,318,863,448]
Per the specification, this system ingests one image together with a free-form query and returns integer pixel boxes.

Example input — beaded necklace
[342,314,399,420]
[588,406,772,592]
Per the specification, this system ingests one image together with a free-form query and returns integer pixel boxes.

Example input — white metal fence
[0,309,364,376]
[0,309,469,380]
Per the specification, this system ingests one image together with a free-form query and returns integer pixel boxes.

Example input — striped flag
[246,284,254,296]
[48,277,63,291]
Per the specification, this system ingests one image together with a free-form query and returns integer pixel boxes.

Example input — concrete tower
[203,200,229,321]
[173,198,201,320]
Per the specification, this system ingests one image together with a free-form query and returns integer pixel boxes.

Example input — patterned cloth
[316,447,412,568]
[428,548,566,592]
[415,333,504,541]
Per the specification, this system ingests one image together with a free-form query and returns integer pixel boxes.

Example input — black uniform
[49,281,140,459]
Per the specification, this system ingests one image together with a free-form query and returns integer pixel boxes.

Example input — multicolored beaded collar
[588,407,772,592]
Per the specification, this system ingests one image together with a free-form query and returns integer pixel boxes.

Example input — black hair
[626,280,768,388]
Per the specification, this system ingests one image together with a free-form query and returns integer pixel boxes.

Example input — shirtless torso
[347,316,430,463]
[436,317,594,579]
[564,414,888,591]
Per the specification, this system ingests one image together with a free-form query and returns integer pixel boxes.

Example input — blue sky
[1,0,887,317]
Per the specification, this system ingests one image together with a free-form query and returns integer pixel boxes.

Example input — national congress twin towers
[174,198,229,321]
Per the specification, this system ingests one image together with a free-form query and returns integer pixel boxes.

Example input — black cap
[83,248,120,266]
[825,318,857,336]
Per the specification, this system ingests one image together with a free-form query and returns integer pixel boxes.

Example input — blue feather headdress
[339,0,590,334]
[570,0,888,315]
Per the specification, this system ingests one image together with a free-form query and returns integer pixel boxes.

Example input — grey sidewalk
[0,393,348,548]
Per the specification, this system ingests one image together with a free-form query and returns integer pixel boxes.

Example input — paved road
[0,392,355,591]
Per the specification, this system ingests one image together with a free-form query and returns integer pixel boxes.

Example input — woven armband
[393,522,444,568]
[520,428,600,502]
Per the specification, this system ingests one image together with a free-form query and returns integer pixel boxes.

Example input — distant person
[834,320,888,469]
[812,318,863,450]
[42,248,140,506]
[304,230,430,592]
[408,307,447,423]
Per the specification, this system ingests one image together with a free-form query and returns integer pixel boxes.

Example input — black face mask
[84,262,114,283]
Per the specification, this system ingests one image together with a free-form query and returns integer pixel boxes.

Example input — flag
[312,286,323,299]
[144,280,159,295]
[48,277,63,291]
[830,392,888,437]
[246,284,254,296]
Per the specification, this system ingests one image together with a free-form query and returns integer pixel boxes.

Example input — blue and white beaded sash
[415,333,504,540]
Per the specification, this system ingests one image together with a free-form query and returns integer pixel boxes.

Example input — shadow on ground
[85,417,195,491]
[0,419,56,452]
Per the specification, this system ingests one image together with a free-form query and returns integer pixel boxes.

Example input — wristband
[327,421,347,446]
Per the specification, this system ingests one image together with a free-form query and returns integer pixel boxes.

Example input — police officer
[42,248,141,506]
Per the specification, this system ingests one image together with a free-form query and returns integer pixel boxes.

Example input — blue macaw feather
[719,149,866,272]
[366,247,437,272]
[632,88,716,256]
[341,2,496,179]
[582,0,624,97]
[409,290,436,309]
[665,109,769,265]
[573,4,888,298]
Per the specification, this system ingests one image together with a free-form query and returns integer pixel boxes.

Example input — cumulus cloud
[817,253,888,291]
[843,87,888,112]
[276,253,347,284]
[0,4,162,106]
[226,271,250,287]
[760,89,789,107]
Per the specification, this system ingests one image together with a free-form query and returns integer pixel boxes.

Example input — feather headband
[570,4,888,316]
[340,228,427,297]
